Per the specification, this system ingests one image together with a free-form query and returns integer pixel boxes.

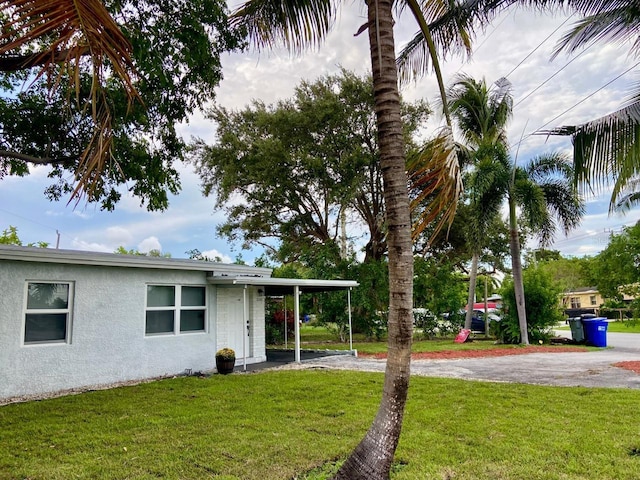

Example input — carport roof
[206,275,358,296]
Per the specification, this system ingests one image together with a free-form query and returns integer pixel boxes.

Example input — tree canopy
[592,221,640,301]
[192,70,430,264]
[0,0,242,210]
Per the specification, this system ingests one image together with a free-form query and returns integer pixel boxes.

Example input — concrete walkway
[270,348,640,389]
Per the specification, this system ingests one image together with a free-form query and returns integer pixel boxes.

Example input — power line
[503,13,576,80]
[514,44,594,108]
[511,60,640,151]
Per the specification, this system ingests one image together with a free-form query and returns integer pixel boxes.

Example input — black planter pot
[216,357,235,374]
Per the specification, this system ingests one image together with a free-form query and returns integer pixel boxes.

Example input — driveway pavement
[269,336,640,389]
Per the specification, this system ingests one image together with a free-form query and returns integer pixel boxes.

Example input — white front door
[227,289,250,362]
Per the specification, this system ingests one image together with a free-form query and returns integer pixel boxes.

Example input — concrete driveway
[276,336,640,389]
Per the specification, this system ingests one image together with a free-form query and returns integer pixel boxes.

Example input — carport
[207,276,359,365]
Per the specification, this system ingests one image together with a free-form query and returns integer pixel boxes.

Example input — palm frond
[614,178,640,211]
[524,150,573,182]
[540,101,640,212]
[397,0,500,86]
[0,0,139,202]
[1,0,137,95]
[408,127,463,243]
[231,0,337,54]
[552,3,640,59]
[516,153,585,245]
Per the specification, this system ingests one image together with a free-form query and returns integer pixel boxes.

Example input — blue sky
[1,6,638,263]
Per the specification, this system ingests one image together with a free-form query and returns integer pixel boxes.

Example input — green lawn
[2,371,640,479]
[289,324,580,355]
[556,320,640,334]
[605,320,640,333]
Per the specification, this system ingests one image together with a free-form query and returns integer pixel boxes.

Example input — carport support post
[243,285,248,371]
[348,287,353,352]
[294,285,301,363]
[284,297,288,349]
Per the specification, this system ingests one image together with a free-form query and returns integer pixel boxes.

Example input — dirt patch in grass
[614,361,640,374]
[361,346,589,360]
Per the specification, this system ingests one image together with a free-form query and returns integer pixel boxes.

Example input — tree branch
[0,149,72,165]
[0,46,91,71]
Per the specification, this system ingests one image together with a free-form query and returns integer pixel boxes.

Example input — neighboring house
[0,245,356,403]
[561,287,636,317]
[561,287,603,315]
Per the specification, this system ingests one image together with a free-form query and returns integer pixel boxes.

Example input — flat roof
[208,275,359,296]
[0,244,270,276]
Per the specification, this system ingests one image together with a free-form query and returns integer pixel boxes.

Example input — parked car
[471,310,501,333]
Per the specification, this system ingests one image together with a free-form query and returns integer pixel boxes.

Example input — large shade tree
[0,0,241,210]
[192,70,430,264]
[229,0,465,477]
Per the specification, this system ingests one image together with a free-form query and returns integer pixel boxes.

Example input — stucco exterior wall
[0,260,265,402]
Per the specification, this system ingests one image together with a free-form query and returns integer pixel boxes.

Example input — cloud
[199,249,232,264]
[105,226,134,246]
[70,239,112,253]
[138,236,162,253]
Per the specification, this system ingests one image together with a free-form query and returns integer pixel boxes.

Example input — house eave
[0,244,272,276]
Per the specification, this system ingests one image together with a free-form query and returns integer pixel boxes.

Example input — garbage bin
[568,317,585,342]
[582,317,608,347]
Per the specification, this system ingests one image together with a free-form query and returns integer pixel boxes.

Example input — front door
[227,289,250,362]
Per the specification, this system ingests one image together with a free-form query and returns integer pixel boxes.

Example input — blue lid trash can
[582,317,608,347]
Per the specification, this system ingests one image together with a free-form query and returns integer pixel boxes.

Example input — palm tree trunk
[508,194,529,345]
[464,252,479,329]
[332,0,413,477]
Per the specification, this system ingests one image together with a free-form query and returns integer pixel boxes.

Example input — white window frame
[145,285,207,336]
[590,295,597,306]
[570,297,581,309]
[23,281,74,345]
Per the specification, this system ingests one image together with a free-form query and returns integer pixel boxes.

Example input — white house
[0,245,357,403]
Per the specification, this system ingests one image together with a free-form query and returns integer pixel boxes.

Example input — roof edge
[0,244,272,276]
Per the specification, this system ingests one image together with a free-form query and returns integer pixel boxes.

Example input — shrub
[215,348,236,360]
[496,266,563,344]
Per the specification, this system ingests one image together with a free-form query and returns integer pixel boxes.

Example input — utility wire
[503,13,576,80]
[511,60,640,151]
[533,60,640,133]
[514,44,594,108]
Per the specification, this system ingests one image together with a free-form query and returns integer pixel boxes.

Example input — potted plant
[215,348,236,374]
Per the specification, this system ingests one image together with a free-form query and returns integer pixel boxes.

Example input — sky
[1,5,638,263]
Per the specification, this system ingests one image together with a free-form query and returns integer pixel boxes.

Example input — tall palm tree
[507,152,585,343]
[445,75,512,329]
[230,1,464,478]
[400,0,640,212]
[449,75,584,344]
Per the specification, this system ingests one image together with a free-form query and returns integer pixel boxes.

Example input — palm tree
[230,0,463,477]
[507,152,585,343]
[449,76,584,344]
[400,0,640,212]
[445,75,512,330]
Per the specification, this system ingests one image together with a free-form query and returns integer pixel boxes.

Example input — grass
[285,324,579,355]
[3,371,640,479]
[556,320,640,334]
[605,320,640,333]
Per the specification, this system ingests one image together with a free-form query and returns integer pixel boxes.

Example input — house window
[570,297,581,309]
[24,282,73,344]
[590,295,597,306]
[145,285,206,335]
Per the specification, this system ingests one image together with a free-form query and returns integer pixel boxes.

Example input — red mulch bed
[614,361,640,374]
[360,346,588,360]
